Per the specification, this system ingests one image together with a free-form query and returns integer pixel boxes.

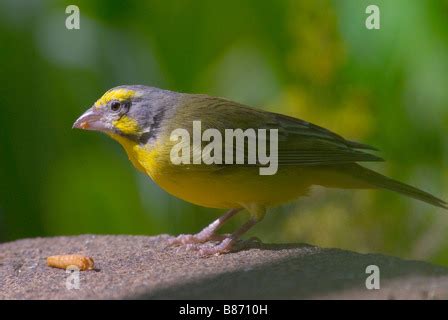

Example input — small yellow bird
[73,85,447,255]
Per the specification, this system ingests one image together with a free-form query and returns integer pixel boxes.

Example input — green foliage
[0,0,447,264]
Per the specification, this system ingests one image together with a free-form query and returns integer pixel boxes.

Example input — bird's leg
[195,217,259,256]
[168,208,242,245]
[192,204,266,256]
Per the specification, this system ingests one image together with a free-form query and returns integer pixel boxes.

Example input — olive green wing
[271,112,383,165]
[165,95,382,168]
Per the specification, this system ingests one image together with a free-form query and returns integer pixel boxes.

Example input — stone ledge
[1,235,447,299]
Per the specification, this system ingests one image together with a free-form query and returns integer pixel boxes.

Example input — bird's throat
[108,133,148,173]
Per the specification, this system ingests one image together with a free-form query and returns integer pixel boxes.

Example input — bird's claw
[167,233,231,246]
[167,234,204,246]
[180,238,235,256]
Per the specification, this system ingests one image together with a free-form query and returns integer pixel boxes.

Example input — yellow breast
[110,134,310,208]
[109,135,368,210]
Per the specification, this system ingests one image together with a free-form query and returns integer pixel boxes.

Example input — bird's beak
[73,108,107,131]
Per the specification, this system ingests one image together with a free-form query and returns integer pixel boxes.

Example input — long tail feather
[346,140,379,151]
[345,164,448,209]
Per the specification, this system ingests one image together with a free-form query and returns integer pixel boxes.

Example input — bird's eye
[110,101,122,112]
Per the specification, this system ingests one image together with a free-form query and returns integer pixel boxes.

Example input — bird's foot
[167,233,230,246]
[167,208,243,248]
[187,236,263,256]
[186,238,235,256]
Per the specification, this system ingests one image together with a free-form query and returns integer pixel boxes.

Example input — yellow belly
[112,135,370,209]
[151,166,312,209]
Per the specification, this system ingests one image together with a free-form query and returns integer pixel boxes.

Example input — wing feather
[176,96,382,168]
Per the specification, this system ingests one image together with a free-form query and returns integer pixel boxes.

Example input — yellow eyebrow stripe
[95,89,136,108]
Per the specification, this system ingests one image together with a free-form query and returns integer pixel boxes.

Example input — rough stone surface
[1,235,448,299]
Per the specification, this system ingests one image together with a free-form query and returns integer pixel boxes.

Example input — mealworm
[47,254,94,271]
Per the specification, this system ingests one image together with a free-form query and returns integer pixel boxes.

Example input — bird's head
[73,85,176,143]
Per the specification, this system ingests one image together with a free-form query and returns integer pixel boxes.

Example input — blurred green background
[1,0,447,264]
